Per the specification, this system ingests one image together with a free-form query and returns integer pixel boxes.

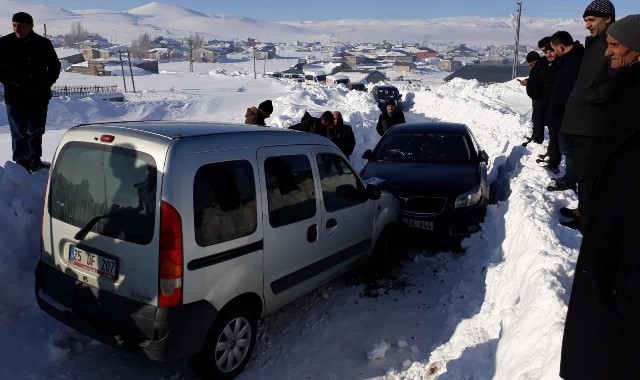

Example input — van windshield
[49,142,157,245]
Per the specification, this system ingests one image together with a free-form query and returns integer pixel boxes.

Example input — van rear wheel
[190,307,258,379]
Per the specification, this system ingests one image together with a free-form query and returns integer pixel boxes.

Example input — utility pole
[253,47,257,79]
[512,2,523,80]
[126,50,136,93]
[189,38,193,73]
[118,50,127,93]
[43,24,47,38]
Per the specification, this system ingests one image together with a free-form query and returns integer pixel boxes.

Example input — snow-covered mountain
[0,0,588,46]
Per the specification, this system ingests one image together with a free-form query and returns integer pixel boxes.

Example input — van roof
[71,120,331,145]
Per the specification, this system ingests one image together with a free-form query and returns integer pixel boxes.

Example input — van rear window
[49,142,157,245]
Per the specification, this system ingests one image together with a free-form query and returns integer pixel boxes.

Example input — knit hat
[606,14,640,52]
[320,111,333,121]
[258,100,273,115]
[386,99,396,106]
[12,12,33,24]
[526,51,540,63]
[583,0,615,19]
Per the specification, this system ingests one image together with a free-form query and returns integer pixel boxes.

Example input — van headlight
[455,185,482,209]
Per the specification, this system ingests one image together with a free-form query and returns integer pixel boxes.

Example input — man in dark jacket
[328,111,356,158]
[559,14,640,379]
[244,99,272,126]
[535,37,559,161]
[519,50,546,145]
[288,111,318,133]
[556,0,616,230]
[545,32,584,179]
[376,99,405,136]
[0,12,60,173]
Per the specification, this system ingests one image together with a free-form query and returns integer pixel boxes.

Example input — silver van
[35,121,399,379]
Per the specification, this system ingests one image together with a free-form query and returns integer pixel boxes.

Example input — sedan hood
[361,161,479,196]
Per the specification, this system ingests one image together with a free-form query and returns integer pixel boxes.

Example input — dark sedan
[360,122,490,236]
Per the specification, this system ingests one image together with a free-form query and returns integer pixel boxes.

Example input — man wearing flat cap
[560,15,640,379]
[0,12,60,173]
[555,0,616,229]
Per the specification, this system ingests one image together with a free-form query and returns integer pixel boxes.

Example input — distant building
[414,47,439,59]
[340,69,387,84]
[192,47,227,62]
[391,62,417,72]
[438,59,463,72]
[443,64,531,83]
[446,44,479,58]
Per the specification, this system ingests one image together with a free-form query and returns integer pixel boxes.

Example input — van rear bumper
[35,260,218,361]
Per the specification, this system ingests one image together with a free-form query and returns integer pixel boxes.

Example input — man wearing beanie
[375,99,405,136]
[555,0,616,229]
[244,99,272,126]
[0,12,60,173]
[560,14,640,380]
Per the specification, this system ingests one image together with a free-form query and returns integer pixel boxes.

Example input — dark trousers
[7,103,49,163]
[547,120,562,168]
[531,100,547,144]
[559,132,576,188]
[575,135,600,212]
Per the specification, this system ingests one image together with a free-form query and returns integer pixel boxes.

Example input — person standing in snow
[288,111,318,133]
[519,50,545,146]
[328,111,356,158]
[559,14,640,379]
[535,37,559,162]
[376,99,405,136]
[553,0,616,231]
[0,12,60,174]
[244,99,273,126]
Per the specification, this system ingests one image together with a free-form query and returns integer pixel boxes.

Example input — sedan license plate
[402,218,434,230]
[68,245,117,279]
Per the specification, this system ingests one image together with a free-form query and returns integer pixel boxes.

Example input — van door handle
[307,225,317,243]
[326,218,337,229]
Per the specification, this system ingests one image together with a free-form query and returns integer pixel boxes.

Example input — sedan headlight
[454,185,482,209]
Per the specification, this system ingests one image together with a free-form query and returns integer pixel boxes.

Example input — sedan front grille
[398,196,447,216]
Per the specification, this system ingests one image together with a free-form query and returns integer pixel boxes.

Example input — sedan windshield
[374,133,472,164]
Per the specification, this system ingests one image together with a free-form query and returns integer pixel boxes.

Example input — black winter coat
[0,31,60,105]
[327,123,356,157]
[560,62,640,380]
[376,110,405,136]
[561,33,616,137]
[525,56,548,100]
[547,42,584,129]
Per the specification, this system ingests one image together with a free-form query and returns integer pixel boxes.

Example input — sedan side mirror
[478,150,489,163]
[362,149,373,160]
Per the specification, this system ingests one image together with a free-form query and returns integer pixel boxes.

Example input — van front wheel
[190,307,258,379]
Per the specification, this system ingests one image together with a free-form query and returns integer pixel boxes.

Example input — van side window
[193,160,257,246]
[49,142,157,245]
[264,155,316,227]
[316,153,366,211]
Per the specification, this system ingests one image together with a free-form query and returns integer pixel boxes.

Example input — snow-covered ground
[0,56,580,380]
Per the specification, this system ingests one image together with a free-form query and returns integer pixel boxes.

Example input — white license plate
[402,218,434,230]
[68,245,117,279]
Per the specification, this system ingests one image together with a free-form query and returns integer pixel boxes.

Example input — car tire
[371,225,394,267]
[190,306,258,380]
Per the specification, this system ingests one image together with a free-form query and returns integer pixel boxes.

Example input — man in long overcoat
[560,14,640,379]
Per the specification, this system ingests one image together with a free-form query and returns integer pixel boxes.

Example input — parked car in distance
[35,121,399,380]
[282,72,304,83]
[347,83,367,91]
[372,85,402,111]
[360,122,490,237]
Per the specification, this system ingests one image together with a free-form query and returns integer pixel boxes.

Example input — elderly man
[554,0,616,229]
[376,99,405,136]
[559,14,640,380]
[0,12,60,173]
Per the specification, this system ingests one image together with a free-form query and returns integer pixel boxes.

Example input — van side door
[257,146,326,310]
[311,147,376,278]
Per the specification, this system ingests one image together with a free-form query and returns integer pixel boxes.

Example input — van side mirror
[365,184,381,200]
[362,149,373,160]
[479,150,489,163]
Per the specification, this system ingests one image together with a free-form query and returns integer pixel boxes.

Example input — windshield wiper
[74,211,121,240]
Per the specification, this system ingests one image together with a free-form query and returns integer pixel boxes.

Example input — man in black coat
[328,111,356,158]
[559,14,640,379]
[376,99,405,136]
[545,32,584,179]
[288,111,319,133]
[0,12,60,173]
[557,0,616,230]
[519,50,546,145]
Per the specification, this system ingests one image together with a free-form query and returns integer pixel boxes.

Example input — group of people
[521,1,640,378]
[245,98,407,160]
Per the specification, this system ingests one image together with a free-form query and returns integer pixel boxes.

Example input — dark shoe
[521,137,533,147]
[538,153,549,159]
[29,159,51,173]
[547,180,575,192]
[560,218,581,230]
[560,207,580,219]
[15,159,31,173]
[543,164,559,174]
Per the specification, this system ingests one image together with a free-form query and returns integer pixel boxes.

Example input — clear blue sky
[32,0,637,21]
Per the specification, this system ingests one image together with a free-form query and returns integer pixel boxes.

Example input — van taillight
[159,201,183,307]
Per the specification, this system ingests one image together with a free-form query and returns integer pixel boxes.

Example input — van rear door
[43,133,163,305]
